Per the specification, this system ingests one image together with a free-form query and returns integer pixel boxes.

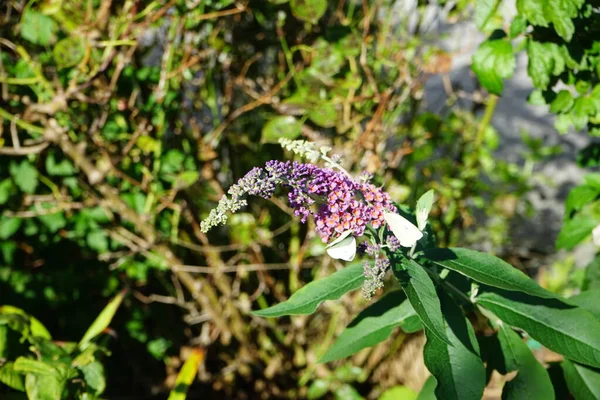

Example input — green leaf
[550,90,575,113]
[474,0,501,30]
[0,362,25,391]
[567,290,600,320]
[10,160,39,194]
[79,290,126,348]
[253,262,364,317]
[261,116,303,143]
[509,15,528,38]
[13,358,59,376]
[319,291,422,363]
[583,256,600,291]
[290,0,327,23]
[333,384,363,400]
[517,0,584,41]
[497,324,555,399]
[379,385,418,400]
[555,113,572,134]
[0,306,52,339]
[424,248,554,299]
[53,37,85,69]
[562,359,600,400]
[45,153,75,176]
[476,288,600,368]
[307,379,330,399]
[308,103,337,128]
[0,217,22,240]
[527,41,565,90]
[79,361,106,394]
[87,230,109,253]
[472,39,515,95]
[423,293,485,400]
[571,97,596,130]
[167,349,204,400]
[394,259,449,345]
[38,212,66,233]
[0,179,14,205]
[24,373,64,400]
[20,9,57,46]
[565,185,600,215]
[557,212,599,250]
[417,376,437,400]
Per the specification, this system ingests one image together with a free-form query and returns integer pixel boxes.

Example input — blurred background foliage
[0,0,593,398]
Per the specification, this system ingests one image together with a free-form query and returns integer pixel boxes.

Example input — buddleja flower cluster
[201,140,413,299]
[201,160,394,243]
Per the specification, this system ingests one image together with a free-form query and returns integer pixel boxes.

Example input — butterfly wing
[384,212,423,248]
[326,230,357,261]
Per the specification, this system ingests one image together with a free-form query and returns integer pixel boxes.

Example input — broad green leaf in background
[476,288,600,368]
[583,257,600,291]
[261,116,303,143]
[10,160,39,194]
[472,39,515,95]
[308,103,337,128]
[562,359,600,400]
[474,0,501,30]
[556,212,599,250]
[0,306,52,339]
[25,373,64,400]
[290,0,327,23]
[497,324,555,400]
[53,37,85,68]
[20,9,57,46]
[307,379,330,399]
[379,385,418,400]
[168,348,204,400]
[0,217,22,240]
[395,259,449,345]
[565,184,600,216]
[416,376,437,400]
[424,248,554,298]
[517,0,584,41]
[79,289,126,348]
[567,290,600,320]
[13,357,59,376]
[320,291,422,363]
[253,262,364,317]
[527,41,565,90]
[0,179,14,204]
[423,294,485,400]
[79,361,106,394]
[550,90,575,114]
[0,362,25,391]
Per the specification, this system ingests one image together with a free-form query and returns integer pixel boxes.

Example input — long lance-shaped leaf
[320,290,422,363]
[253,262,364,317]
[423,292,485,400]
[567,290,600,320]
[394,259,449,345]
[79,289,127,348]
[497,323,555,400]
[477,288,600,368]
[168,348,205,400]
[424,248,554,299]
[562,359,600,400]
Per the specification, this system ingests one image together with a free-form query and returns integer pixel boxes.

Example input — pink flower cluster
[314,181,393,242]
[202,159,395,243]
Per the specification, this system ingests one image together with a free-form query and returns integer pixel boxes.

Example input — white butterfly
[326,230,357,261]
[384,212,423,248]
